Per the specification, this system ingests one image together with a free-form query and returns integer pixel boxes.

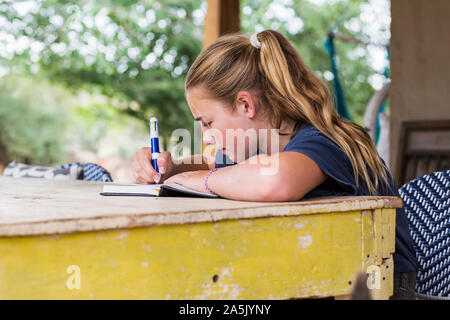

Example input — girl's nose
[202,131,215,146]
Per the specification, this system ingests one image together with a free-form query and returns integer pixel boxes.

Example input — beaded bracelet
[204,168,218,195]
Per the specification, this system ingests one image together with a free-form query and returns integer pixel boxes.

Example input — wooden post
[201,0,240,157]
[203,0,240,48]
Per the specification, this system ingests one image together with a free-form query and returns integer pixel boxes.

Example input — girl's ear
[236,91,256,119]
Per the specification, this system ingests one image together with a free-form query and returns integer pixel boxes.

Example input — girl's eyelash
[203,121,212,127]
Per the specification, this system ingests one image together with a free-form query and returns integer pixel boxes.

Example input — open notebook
[100,183,219,198]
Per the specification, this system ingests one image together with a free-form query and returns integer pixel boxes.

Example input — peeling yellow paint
[0,209,395,299]
[297,234,313,249]
[117,232,129,239]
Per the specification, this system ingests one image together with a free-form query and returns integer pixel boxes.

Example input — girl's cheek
[222,130,236,149]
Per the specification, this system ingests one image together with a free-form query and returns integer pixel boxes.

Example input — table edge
[0,196,402,237]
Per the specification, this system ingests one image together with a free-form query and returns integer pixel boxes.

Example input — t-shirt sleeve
[214,149,236,169]
[284,132,358,195]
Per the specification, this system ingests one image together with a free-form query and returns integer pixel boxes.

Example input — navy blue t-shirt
[215,124,418,273]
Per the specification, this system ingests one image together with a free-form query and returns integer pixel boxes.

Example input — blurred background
[0,0,392,182]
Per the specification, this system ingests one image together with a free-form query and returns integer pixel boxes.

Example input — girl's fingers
[137,149,158,182]
[133,148,171,184]
[136,176,151,184]
[153,172,161,184]
[136,162,153,182]
[132,162,144,183]
[157,157,166,174]
[135,176,144,184]
[133,167,149,184]
[133,150,152,184]
[157,159,165,174]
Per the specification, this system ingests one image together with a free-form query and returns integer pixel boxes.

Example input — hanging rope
[324,6,389,125]
[375,47,390,145]
[324,32,351,120]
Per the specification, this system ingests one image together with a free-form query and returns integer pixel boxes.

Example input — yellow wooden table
[0,176,401,300]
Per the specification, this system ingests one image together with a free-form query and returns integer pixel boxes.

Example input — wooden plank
[438,156,450,171]
[381,208,396,259]
[365,257,394,300]
[428,156,440,173]
[406,130,450,152]
[388,208,396,255]
[404,155,418,183]
[361,209,376,269]
[203,0,240,48]
[0,177,403,237]
[373,209,383,265]
[394,120,450,186]
[361,208,396,299]
[333,295,349,300]
[0,211,366,299]
[415,156,429,178]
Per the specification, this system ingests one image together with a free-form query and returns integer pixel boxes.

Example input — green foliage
[240,0,388,124]
[0,0,390,165]
[0,76,67,166]
[0,0,204,142]
[68,99,148,157]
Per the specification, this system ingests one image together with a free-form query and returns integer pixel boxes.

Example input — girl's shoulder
[284,123,371,196]
[285,123,398,197]
[286,123,338,151]
[293,123,321,137]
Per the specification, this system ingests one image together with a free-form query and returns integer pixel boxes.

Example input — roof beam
[203,0,240,48]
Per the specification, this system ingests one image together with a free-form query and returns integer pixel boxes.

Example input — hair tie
[250,33,261,49]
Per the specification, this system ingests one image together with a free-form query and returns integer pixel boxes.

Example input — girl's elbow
[258,176,304,202]
[274,188,305,202]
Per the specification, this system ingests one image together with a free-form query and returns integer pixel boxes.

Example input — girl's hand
[132,148,175,184]
[164,170,210,193]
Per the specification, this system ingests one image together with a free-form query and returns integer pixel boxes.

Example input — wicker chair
[3,161,112,182]
[399,170,450,299]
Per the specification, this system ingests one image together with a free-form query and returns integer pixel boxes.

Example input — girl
[132,30,417,299]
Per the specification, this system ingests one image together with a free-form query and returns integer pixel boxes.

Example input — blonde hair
[186,30,391,195]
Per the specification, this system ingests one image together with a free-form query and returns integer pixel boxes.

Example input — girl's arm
[165,152,327,202]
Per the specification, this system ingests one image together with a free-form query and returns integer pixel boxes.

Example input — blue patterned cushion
[3,161,83,180]
[58,162,113,182]
[399,170,450,299]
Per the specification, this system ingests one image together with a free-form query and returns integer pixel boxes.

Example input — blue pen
[149,117,160,174]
